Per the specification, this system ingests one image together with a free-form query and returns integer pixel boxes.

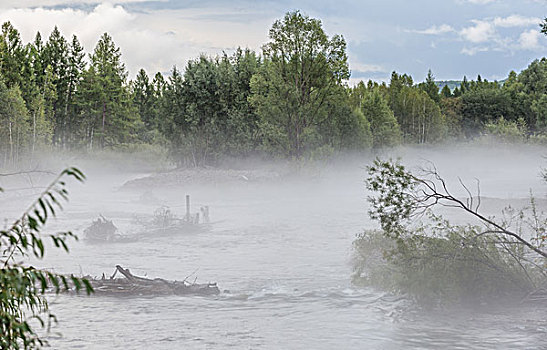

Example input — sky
[0,0,545,84]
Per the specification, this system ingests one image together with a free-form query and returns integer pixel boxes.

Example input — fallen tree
[87,265,220,296]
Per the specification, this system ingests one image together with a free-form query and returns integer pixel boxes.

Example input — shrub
[354,159,547,306]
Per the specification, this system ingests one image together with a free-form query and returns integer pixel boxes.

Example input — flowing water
[4,145,546,349]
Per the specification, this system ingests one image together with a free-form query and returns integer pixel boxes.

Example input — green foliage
[132,69,155,129]
[0,22,28,90]
[1,167,93,348]
[358,159,547,305]
[440,85,451,98]
[63,35,86,147]
[250,11,350,158]
[460,83,510,136]
[387,71,446,143]
[0,82,31,166]
[483,117,527,143]
[77,33,141,149]
[42,27,69,147]
[460,75,470,94]
[532,94,547,129]
[161,49,261,166]
[317,86,373,152]
[418,69,440,103]
[440,96,463,139]
[353,224,539,305]
[360,90,401,148]
[519,58,547,130]
[0,19,545,165]
[392,86,446,143]
[343,108,373,150]
[365,159,416,236]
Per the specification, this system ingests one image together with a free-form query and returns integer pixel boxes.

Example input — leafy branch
[358,159,547,304]
[366,158,547,259]
[1,167,93,349]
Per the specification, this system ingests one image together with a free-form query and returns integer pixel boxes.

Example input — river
[7,145,545,349]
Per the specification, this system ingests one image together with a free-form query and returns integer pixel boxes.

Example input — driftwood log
[88,265,220,296]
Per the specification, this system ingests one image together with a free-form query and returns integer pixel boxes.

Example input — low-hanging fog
[1,143,545,349]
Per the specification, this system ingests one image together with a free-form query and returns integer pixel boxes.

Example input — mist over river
[4,144,546,349]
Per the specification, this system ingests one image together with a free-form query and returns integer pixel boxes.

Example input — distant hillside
[435,79,506,91]
[436,80,461,91]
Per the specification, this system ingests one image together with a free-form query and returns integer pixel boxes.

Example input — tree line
[0,12,546,167]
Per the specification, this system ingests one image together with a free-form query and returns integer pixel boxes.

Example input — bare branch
[475,178,481,212]
[0,170,55,177]
[458,177,473,210]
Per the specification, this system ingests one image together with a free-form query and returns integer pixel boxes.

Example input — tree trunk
[9,121,13,165]
[101,102,106,148]
[32,111,36,158]
[89,127,94,151]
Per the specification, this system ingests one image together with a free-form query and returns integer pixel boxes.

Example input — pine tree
[78,33,140,149]
[0,22,27,90]
[0,82,30,166]
[460,75,470,94]
[43,26,69,146]
[29,32,46,91]
[421,69,440,103]
[65,35,85,147]
[441,85,452,98]
[132,68,153,128]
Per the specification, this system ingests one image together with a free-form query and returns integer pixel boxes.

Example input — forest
[0,10,546,348]
[0,11,545,168]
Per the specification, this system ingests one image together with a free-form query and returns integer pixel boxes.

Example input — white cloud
[350,62,385,73]
[0,0,156,8]
[0,3,270,77]
[412,24,454,35]
[465,0,496,4]
[518,29,541,49]
[461,46,490,55]
[0,4,150,74]
[458,14,544,53]
[0,4,133,47]
[493,15,540,27]
[460,20,494,43]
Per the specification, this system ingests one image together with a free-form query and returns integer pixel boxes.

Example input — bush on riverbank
[352,221,544,305]
[353,159,547,306]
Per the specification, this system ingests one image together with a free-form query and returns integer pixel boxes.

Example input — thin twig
[183,267,199,283]
[0,170,55,177]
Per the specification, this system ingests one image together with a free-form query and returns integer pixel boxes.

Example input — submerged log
[84,216,136,243]
[88,265,220,296]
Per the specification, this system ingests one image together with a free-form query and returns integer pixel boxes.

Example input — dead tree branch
[412,170,547,259]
